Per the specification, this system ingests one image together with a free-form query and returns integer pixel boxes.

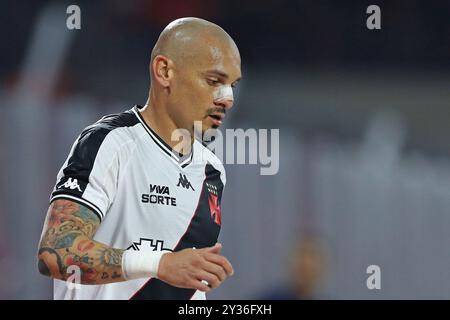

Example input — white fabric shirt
[51,105,226,300]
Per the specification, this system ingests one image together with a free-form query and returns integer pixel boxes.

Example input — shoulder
[75,109,141,157]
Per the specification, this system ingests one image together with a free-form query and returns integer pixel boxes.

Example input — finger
[190,279,211,292]
[204,253,234,276]
[196,271,221,289]
[204,242,222,254]
[203,260,227,282]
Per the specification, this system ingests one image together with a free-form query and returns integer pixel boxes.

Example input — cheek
[175,77,203,104]
[186,82,213,114]
[171,77,214,121]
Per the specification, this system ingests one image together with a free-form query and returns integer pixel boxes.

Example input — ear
[151,55,174,88]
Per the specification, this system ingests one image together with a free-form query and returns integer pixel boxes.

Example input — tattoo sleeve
[37,199,126,285]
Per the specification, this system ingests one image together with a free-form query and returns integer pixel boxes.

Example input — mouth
[207,113,225,126]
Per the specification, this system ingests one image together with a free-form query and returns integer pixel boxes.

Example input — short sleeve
[51,126,120,221]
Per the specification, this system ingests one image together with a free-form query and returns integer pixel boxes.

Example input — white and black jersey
[51,105,226,300]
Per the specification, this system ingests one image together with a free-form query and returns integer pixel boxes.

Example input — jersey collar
[132,105,193,168]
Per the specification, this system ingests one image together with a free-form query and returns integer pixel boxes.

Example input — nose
[214,96,234,110]
[213,86,234,110]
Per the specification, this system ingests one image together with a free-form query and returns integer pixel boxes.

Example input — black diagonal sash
[130,164,223,300]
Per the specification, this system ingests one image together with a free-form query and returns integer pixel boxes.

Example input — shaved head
[144,17,241,144]
[151,17,240,70]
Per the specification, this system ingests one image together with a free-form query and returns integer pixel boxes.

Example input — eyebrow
[206,69,242,83]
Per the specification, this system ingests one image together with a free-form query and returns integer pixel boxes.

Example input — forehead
[194,40,241,78]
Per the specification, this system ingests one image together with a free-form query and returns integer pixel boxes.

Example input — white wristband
[121,250,167,280]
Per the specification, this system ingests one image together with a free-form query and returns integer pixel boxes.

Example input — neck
[140,92,194,156]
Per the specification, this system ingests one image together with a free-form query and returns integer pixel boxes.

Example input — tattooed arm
[37,199,126,285]
[38,199,235,291]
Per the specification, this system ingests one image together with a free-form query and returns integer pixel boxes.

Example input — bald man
[37,17,241,300]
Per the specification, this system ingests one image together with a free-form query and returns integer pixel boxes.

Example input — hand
[157,243,234,292]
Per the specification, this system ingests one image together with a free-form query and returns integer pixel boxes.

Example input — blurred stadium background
[1,0,450,299]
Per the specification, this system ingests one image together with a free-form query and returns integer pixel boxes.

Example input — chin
[201,120,219,130]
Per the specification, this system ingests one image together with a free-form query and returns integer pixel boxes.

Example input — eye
[231,80,241,88]
[207,78,221,86]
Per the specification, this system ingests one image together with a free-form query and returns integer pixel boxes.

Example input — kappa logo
[177,173,195,191]
[57,178,82,192]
